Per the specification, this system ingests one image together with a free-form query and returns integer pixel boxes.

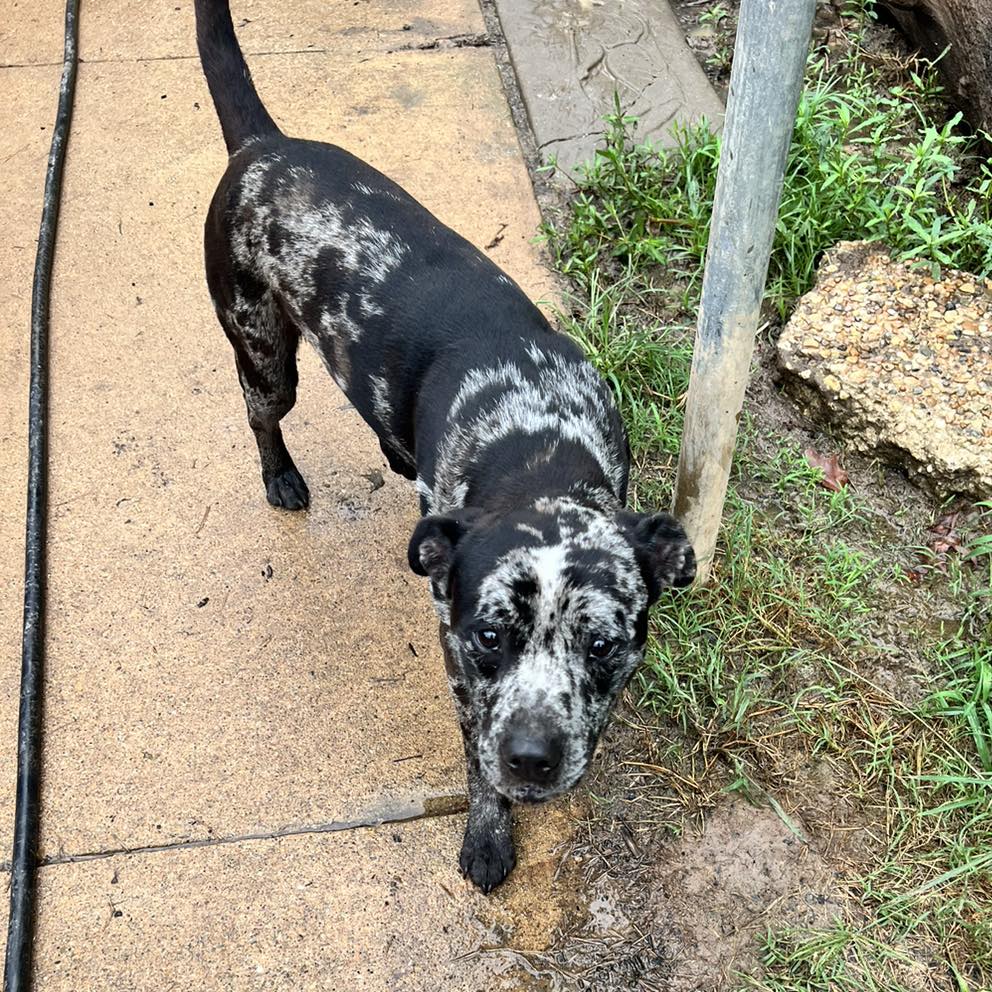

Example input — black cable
[4,2,80,990]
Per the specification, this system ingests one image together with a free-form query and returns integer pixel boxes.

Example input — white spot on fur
[525,443,558,471]
[416,477,434,505]
[299,323,348,391]
[525,342,546,366]
[370,374,414,468]
[319,294,364,343]
[515,523,544,540]
[358,295,385,318]
[428,355,626,513]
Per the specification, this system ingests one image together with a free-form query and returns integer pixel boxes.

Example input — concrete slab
[0,62,65,862]
[30,812,575,990]
[0,1,64,67]
[1,3,577,984]
[34,43,554,859]
[494,0,724,174]
[0,0,485,67]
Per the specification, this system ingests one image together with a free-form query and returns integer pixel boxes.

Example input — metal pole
[672,0,815,582]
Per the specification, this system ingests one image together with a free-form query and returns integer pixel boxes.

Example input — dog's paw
[265,466,310,511]
[459,828,516,894]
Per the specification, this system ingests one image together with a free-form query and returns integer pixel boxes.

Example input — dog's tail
[194,0,281,153]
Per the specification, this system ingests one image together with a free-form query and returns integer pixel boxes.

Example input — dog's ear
[619,511,696,601]
[407,509,482,593]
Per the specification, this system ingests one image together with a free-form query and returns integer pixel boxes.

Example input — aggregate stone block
[778,241,992,498]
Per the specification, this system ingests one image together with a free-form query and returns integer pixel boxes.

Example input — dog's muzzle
[494,714,568,801]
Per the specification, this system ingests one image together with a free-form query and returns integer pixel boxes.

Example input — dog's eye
[588,637,617,660]
[473,628,501,652]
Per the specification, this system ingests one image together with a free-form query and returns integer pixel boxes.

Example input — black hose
[4,2,80,990]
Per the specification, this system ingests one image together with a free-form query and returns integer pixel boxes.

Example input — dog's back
[195,0,583,494]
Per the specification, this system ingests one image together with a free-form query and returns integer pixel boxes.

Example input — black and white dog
[195,0,695,892]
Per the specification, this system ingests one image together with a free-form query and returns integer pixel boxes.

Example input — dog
[194,0,696,892]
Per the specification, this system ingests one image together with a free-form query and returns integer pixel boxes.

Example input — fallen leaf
[804,448,850,492]
[931,510,960,538]
[931,535,963,556]
[927,510,963,567]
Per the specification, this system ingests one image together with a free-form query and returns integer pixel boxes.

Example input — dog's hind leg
[216,290,310,510]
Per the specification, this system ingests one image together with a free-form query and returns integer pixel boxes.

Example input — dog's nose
[500,731,563,784]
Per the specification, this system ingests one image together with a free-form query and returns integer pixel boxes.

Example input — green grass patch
[550,16,992,989]
[550,55,992,320]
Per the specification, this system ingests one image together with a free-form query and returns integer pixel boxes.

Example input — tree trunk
[879,0,992,138]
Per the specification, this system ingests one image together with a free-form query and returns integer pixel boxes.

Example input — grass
[551,55,992,319]
[927,638,992,772]
[548,5,992,988]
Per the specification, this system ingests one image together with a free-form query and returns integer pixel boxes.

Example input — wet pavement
[0,1,569,987]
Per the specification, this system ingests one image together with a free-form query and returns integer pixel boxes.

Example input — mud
[519,759,852,991]
[644,802,848,989]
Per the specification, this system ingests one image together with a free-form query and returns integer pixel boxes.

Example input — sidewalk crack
[14,794,468,871]
[1,36,492,71]
[389,32,491,52]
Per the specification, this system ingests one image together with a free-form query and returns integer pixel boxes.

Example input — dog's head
[409,497,695,803]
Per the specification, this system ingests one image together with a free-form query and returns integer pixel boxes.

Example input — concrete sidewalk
[0,2,572,988]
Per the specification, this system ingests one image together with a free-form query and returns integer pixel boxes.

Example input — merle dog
[195,0,695,892]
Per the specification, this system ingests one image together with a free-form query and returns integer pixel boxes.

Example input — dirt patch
[482,799,587,955]
[645,801,847,989]
[531,796,849,991]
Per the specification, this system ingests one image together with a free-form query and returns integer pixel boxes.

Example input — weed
[556,274,691,466]
[549,55,992,319]
[698,3,730,28]
[965,502,992,594]
[926,637,992,771]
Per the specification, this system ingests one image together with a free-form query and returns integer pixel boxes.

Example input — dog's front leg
[459,736,515,894]
[439,625,515,893]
